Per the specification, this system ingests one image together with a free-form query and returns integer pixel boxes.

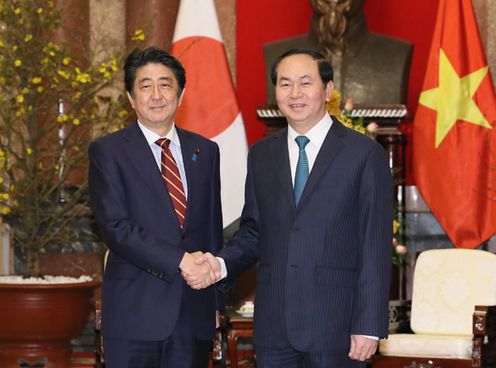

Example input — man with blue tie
[188,48,393,367]
[88,47,222,368]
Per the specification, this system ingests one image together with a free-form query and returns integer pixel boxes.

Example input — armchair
[372,249,496,368]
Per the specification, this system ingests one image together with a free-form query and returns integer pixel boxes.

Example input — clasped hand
[179,251,221,289]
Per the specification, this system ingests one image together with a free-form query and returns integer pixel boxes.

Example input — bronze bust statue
[263,0,413,106]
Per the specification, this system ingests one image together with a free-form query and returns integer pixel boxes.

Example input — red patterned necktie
[155,138,187,228]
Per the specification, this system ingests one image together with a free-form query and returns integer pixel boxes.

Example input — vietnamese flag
[412,0,496,248]
[171,0,248,228]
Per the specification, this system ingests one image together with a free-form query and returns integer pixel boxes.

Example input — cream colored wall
[89,0,236,83]
[89,0,126,63]
[474,0,496,89]
[88,0,126,102]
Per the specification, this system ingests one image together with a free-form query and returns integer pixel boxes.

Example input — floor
[71,352,95,368]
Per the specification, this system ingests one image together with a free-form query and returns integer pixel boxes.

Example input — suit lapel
[269,128,295,208]
[122,122,169,198]
[298,117,348,206]
[122,122,177,222]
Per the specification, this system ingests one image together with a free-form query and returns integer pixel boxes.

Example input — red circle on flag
[172,36,240,138]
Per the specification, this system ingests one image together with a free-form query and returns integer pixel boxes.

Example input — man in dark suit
[188,48,393,367]
[88,47,223,368]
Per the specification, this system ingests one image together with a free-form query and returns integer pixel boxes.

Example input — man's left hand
[348,335,378,361]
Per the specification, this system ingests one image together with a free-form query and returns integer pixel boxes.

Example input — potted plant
[0,1,133,366]
[0,0,129,277]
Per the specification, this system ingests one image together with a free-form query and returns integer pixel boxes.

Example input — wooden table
[221,311,254,368]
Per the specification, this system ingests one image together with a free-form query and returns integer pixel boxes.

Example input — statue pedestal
[256,103,408,134]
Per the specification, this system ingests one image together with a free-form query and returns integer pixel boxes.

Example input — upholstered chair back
[410,249,496,336]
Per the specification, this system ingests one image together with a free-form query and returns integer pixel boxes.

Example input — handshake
[179,251,222,290]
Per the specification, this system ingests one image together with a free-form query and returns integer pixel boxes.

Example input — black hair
[124,47,186,97]
[270,48,333,86]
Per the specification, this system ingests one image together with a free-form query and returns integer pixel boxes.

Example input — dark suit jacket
[88,121,222,341]
[218,118,392,359]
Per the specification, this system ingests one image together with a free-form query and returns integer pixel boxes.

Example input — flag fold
[172,0,248,228]
[413,0,496,248]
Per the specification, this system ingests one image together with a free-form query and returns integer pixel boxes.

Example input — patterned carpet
[71,352,95,368]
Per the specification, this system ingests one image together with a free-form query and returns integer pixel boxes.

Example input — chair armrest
[472,305,496,368]
[389,299,412,333]
[473,305,496,337]
[94,299,104,367]
[95,299,102,331]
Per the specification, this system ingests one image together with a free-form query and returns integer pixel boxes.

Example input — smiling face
[275,53,333,134]
[127,62,184,136]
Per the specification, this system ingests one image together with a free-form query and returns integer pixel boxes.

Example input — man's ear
[127,91,135,109]
[325,81,334,102]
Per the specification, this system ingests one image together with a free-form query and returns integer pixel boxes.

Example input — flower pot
[0,280,100,368]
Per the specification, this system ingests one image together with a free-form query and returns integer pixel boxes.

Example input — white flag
[172,0,248,228]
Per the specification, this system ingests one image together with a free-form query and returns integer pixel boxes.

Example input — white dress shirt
[137,121,188,199]
[287,113,333,186]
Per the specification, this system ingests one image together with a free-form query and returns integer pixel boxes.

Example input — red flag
[171,0,248,228]
[412,0,496,248]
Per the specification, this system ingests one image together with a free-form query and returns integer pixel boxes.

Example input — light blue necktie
[294,135,310,206]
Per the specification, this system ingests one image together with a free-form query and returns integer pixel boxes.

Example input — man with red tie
[88,47,222,368]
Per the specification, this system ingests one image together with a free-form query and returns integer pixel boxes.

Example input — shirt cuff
[361,335,379,340]
[216,257,227,280]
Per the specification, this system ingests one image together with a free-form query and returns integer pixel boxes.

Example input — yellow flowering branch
[0,0,144,276]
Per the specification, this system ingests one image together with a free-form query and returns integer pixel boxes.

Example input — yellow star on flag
[419,49,492,148]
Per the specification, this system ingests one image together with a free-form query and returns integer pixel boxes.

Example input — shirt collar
[287,113,333,147]
[137,120,181,148]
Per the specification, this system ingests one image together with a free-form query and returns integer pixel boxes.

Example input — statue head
[310,0,366,57]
